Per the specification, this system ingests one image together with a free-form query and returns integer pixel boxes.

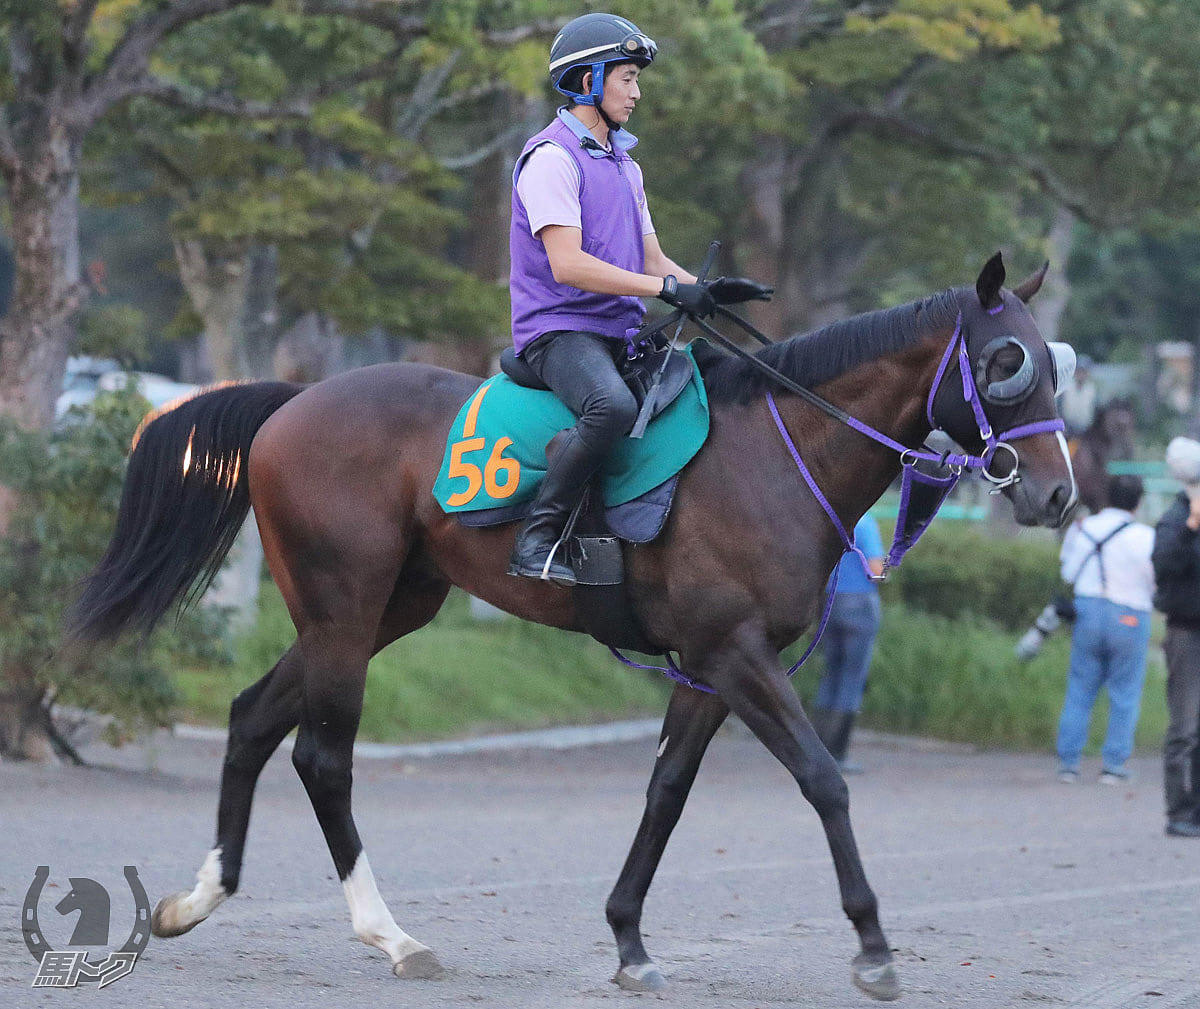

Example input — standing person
[1055,475,1155,785]
[1151,437,1200,838]
[507,12,772,586]
[812,513,885,773]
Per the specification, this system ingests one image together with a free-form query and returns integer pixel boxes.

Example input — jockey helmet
[549,13,657,106]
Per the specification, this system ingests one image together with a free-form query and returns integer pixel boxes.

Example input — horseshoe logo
[22,865,152,963]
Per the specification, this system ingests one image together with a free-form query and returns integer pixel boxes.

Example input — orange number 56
[445,383,522,507]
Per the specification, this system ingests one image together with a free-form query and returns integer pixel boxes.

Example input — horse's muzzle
[1046,481,1077,528]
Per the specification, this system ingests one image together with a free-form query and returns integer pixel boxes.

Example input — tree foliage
[0,387,229,757]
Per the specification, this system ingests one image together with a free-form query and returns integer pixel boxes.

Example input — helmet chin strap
[596,103,620,133]
[578,70,621,137]
[576,72,619,138]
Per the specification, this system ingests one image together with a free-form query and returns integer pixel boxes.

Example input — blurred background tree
[0,386,226,761]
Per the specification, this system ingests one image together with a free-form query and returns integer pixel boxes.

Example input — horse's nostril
[1048,483,1075,522]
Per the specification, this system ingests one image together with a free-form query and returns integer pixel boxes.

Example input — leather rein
[668,302,1065,489]
[609,299,1066,695]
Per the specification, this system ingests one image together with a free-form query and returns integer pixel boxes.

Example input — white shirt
[1059,507,1155,611]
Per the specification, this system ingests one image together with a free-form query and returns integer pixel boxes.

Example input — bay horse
[72,254,1075,1000]
[1070,398,1136,514]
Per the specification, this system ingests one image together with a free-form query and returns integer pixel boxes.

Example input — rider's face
[585,63,641,126]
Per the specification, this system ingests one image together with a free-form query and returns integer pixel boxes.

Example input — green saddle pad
[433,346,709,514]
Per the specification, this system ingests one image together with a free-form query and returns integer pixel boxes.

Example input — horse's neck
[769,337,944,527]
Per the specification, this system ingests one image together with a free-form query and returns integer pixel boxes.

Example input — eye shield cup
[1046,341,1077,397]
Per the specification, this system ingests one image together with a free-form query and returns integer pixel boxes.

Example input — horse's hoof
[151,892,201,938]
[394,948,445,980]
[614,961,668,992]
[852,954,901,1001]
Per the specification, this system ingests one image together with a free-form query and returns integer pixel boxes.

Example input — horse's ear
[1012,260,1050,303]
[976,251,1005,309]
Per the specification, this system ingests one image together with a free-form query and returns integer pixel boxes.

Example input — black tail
[71,381,302,641]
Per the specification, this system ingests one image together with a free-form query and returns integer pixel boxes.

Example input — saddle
[492,342,697,653]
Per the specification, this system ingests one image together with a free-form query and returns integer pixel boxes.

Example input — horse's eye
[987,345,1025,383]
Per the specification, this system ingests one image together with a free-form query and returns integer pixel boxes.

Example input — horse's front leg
[606,684,729,992]
[696,625,901,1002]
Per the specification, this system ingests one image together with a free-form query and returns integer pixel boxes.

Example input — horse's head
[1096,399,1136,456]
[929,253,1077,528]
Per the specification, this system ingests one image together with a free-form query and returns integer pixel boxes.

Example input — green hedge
[878,521,1063,631]
[787,601,1167,753]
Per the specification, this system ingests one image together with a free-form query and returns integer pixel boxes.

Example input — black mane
[697,289,962,404]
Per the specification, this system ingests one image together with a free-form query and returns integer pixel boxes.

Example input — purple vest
[510,118,646,354]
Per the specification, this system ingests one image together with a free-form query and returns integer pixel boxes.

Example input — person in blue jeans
[813,513,885,773]
[1056,475,1155,784]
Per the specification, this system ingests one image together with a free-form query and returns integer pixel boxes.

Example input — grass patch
[176,555,1169,758]
[176,584,672,741]
[787,602,1168,753]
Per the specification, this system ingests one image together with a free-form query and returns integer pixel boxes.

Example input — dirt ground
[1,725,1197,1009]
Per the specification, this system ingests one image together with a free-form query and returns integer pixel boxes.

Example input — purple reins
[612,306,1065,695]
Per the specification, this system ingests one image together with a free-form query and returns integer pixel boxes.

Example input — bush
[787,601,1167,752]
[879,522,1063,631]
[0,387,227,755]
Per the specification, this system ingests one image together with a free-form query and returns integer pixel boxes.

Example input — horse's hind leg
[290,570,451,979]
[606,685,729,992]
[290,626,442,979]
[153,645,304,938]
[696,629,900,1001]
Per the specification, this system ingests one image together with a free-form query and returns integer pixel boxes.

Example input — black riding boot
[508,430,602,587]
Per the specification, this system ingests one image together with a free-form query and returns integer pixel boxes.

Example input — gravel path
[1,724,1196,1009]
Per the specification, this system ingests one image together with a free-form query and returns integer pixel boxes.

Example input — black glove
[659,275,715,318]
[706,276,774,305]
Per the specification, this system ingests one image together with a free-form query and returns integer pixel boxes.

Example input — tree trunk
[244,244,282,378]
[0,147,84,433]
[0,678,58,763]
[272,311,345,382]
[777,144,863,335]
[741,132,864,340]
[458,137,512,375]
[738,139,788,339]
[1030,206,1076,342]
[170,236,267,630]
[0,137,84,759]
[171,236,252,383]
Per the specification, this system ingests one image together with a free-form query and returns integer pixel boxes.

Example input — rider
[508,12,772,586]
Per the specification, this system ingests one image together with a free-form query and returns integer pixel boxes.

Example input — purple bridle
[920,309,1066,486]
[612,305,1065,695]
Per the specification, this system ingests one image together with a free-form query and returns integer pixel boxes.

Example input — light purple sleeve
[515,144,582,235]
[515,142,656,237]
